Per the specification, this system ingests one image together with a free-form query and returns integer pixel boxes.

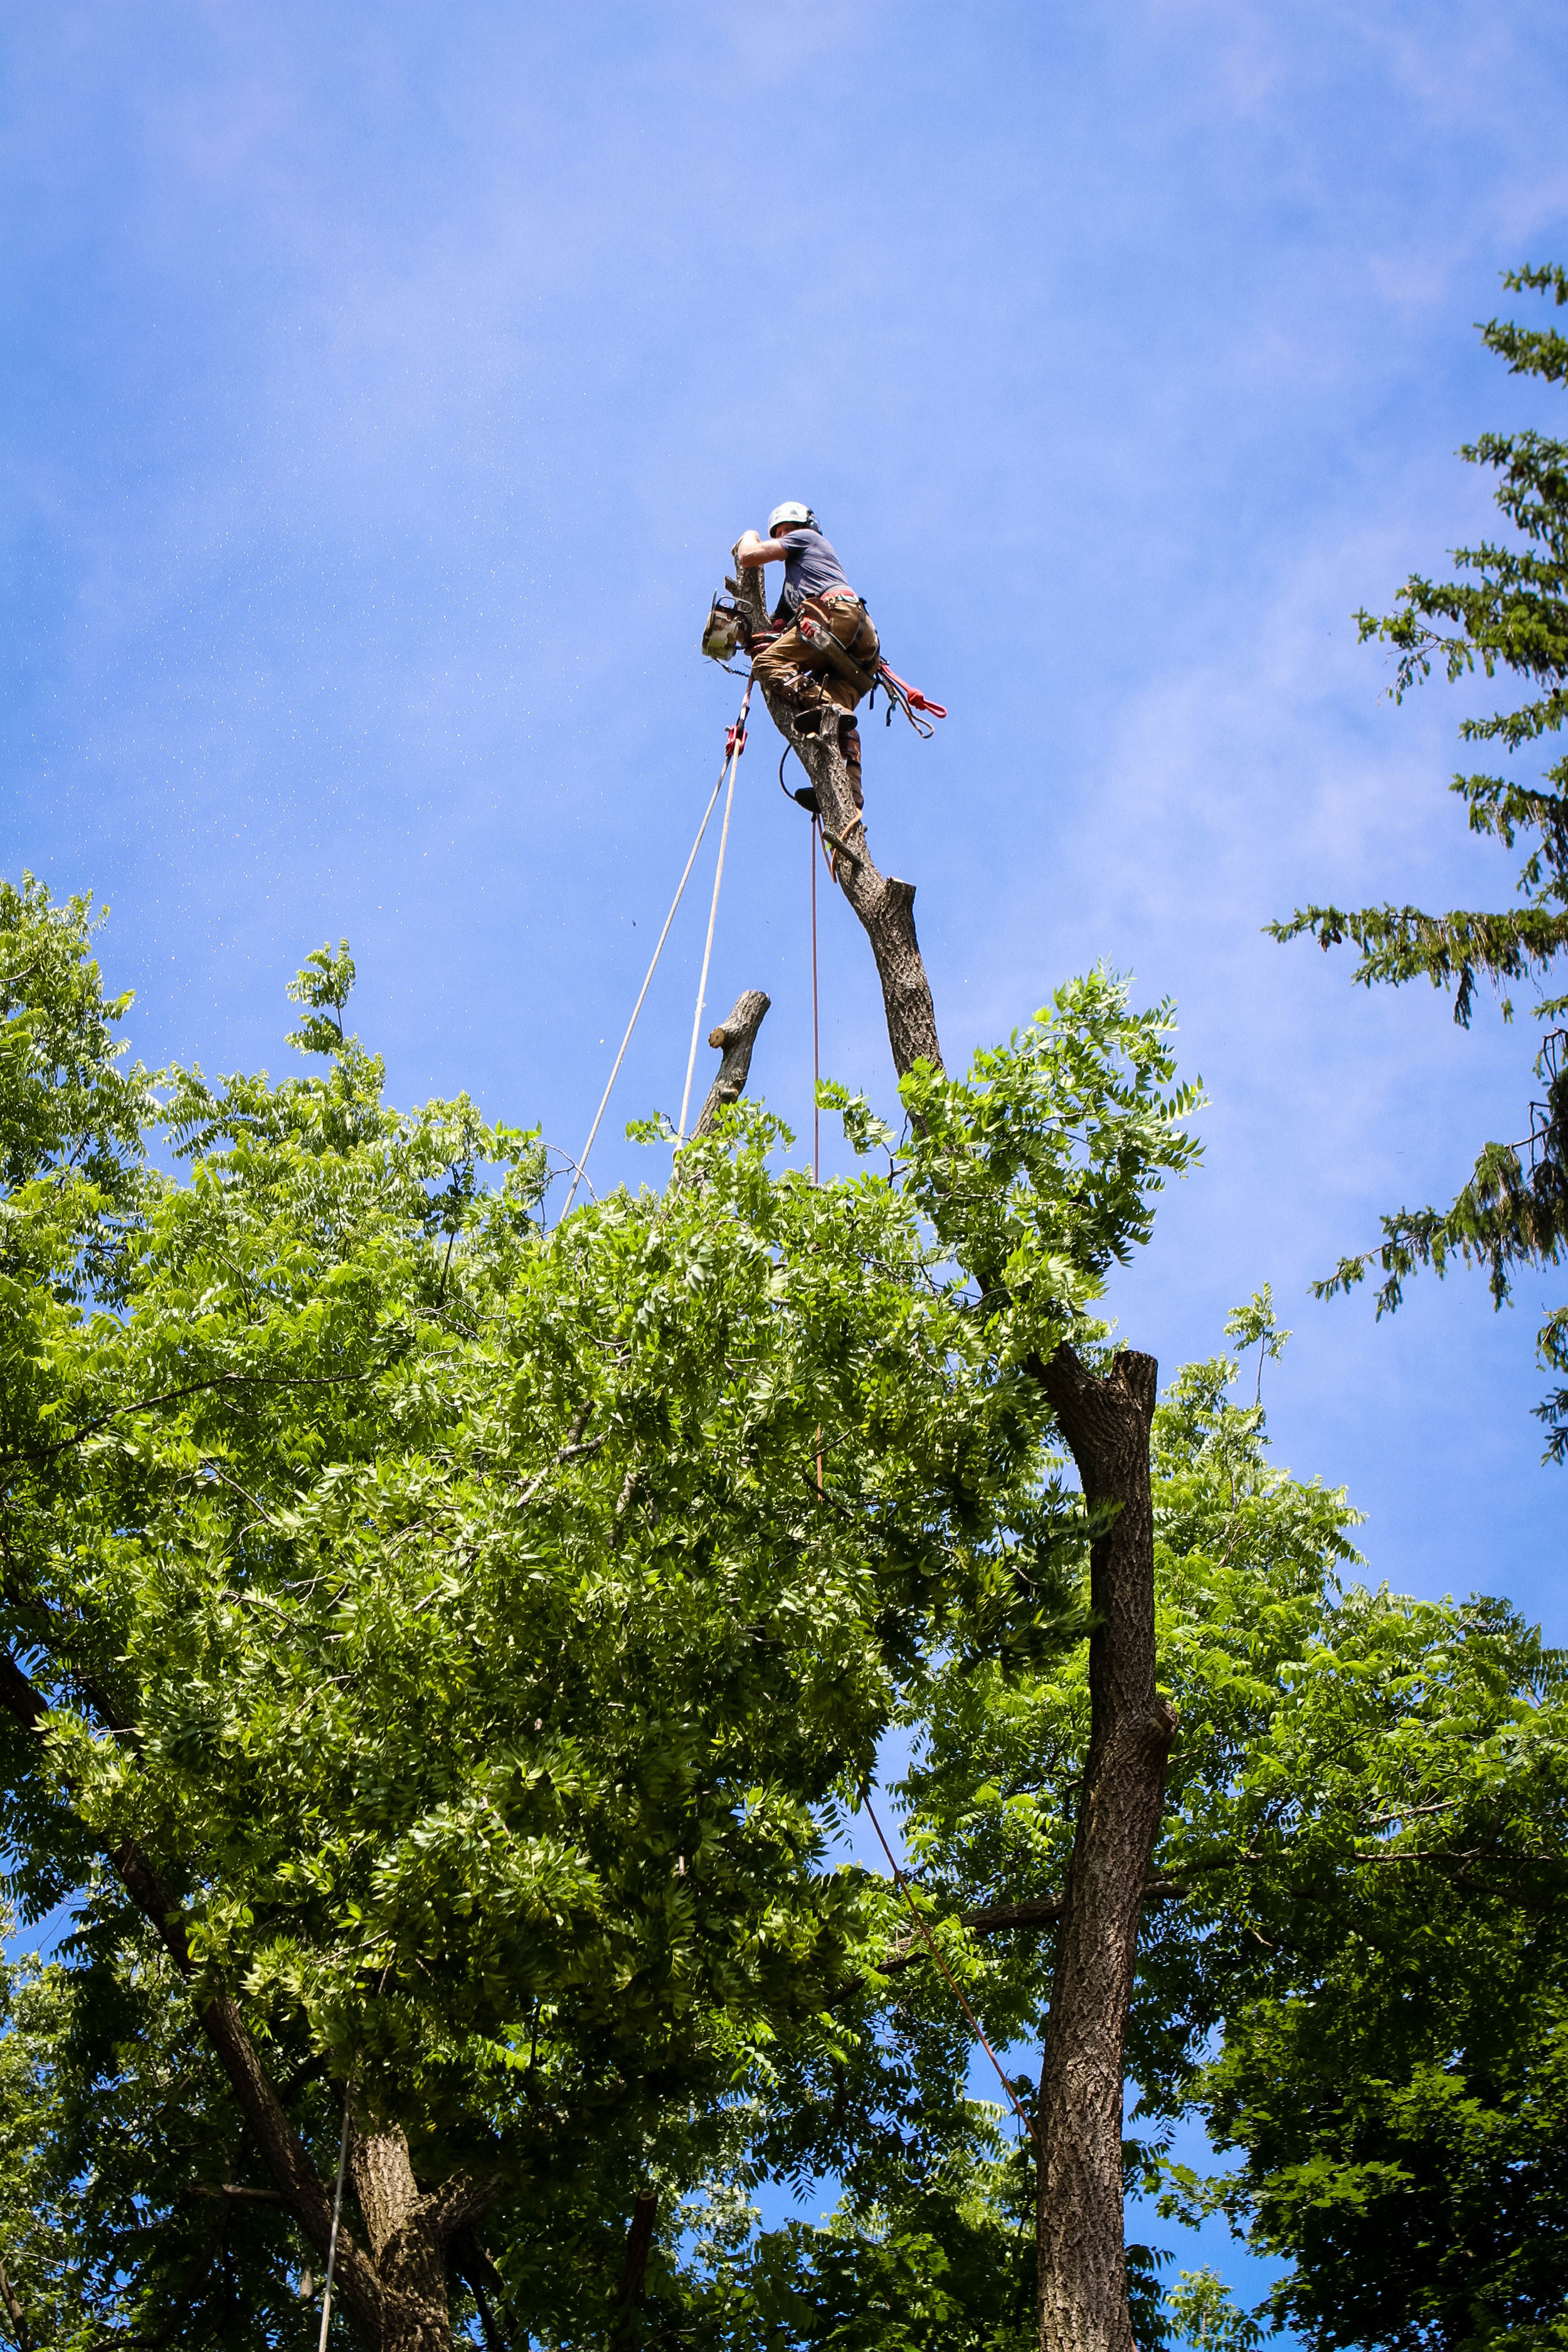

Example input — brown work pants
[753,596,880,718]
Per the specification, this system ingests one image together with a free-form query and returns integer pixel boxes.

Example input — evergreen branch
[1266,902,1568,1024]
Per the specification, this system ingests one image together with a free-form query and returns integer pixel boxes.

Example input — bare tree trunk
[1025,1347,1177,2352]
[691,990,770,1139]
[728,539,1175,2349]
[349,2118,494,2352]
[729,556,942,1079]
[0,2257,35,2352]
[610,2186,659,2351]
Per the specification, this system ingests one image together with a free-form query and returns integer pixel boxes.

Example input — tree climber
[737,503,880,809]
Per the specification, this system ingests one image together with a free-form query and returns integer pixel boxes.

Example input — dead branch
[691,989,771,1140]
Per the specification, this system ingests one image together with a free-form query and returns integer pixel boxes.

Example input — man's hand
[736,529,785,570]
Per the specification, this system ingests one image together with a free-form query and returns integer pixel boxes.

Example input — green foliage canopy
[866,1298,1568,2352]
[4,881,1559,2352]
[0,888,1199,2347]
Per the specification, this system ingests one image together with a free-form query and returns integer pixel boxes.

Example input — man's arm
[736,530,788,569]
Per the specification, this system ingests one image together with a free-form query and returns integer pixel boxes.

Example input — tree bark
[610,2186,659,2351]
[348,2119,489,2352]
[0,2256,36,2352]
[857,1345,1174,2351]
[1025,1347,1177,2352]
[691,990,770,1139]
[729,555,942,1080]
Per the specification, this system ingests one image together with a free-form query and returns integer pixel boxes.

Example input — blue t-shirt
[778,528,854,616]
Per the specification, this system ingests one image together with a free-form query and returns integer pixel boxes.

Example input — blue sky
[5,0,1567,2318]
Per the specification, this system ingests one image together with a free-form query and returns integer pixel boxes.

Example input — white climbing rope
[677,696,747,1140]
[317,2084,352,2351]
[563,683,751,1214]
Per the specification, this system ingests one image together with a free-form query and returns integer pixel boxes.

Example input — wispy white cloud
[3,0,1567,1632]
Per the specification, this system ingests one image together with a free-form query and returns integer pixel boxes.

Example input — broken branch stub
[691,988,770,1140]
[730,549,942,1080]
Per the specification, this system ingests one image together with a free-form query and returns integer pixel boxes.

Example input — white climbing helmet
[767,501,817,534]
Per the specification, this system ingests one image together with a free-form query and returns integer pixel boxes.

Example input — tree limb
[188,2185,286,2205]
[453,2232,517,2352]
[874,1881,1197,1979]
[3,1365,384,1472]
[0,2256,36,2352]
[691,990,770,1140]
[610,2186,659,2351]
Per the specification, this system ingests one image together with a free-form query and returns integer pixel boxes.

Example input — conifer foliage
[1271,265,1568,1453]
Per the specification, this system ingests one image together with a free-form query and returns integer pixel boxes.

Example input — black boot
[792,783,821,815]
[837,715,864,808]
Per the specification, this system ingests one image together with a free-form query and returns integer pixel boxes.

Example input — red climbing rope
[877,660,948,735]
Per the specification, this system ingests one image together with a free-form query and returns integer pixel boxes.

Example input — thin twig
[201,1461,277,1526]
[862,1793,1037,2145]
[6,1367,383,1470]
[515,1409,603,1507]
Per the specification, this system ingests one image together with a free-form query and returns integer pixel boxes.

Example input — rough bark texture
[349,2119,489,2352]
[1025,1347,1177,2352]
[691,989,770,1138]
[731,554,942,1079]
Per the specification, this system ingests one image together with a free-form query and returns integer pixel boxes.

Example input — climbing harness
[677,702,748,1138]
[794,596,881,702]
[563,683,751,1212]
[699,580,945,742]
[861,1793,1037,2147]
